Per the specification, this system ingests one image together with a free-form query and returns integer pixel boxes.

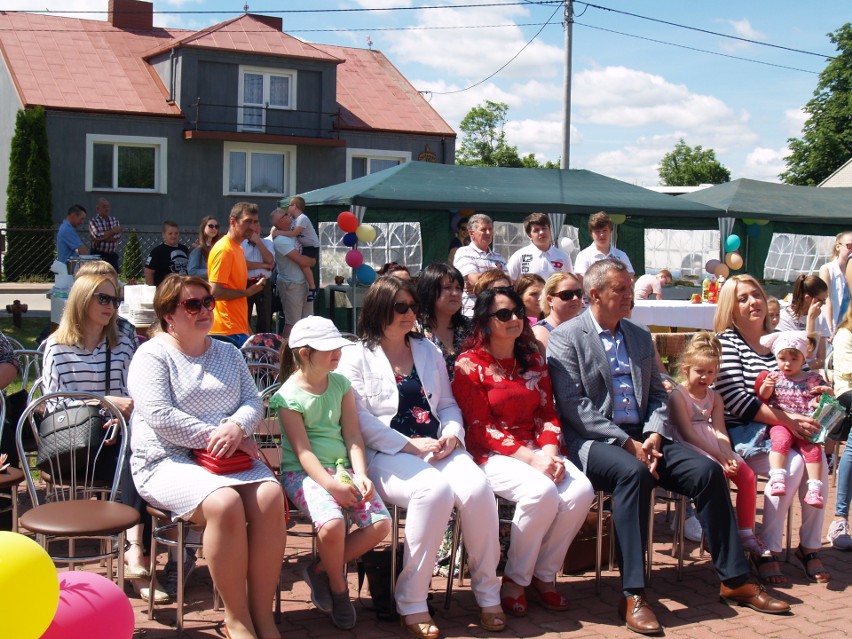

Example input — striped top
[43,334,136,398]
[714,328,776,427]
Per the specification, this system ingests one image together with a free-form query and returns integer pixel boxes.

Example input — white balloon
[559,237,573,250]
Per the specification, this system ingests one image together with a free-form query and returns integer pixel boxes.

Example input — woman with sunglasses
[128,274,287,639]
[338,276,504,638]
[42,272,152,593]
[532,273,584,352]
[452,287,594,617]
[187,215,222,279]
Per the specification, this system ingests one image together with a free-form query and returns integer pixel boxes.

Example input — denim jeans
[834,392,852,517]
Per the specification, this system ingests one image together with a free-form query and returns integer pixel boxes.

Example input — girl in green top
[270,317,391,630]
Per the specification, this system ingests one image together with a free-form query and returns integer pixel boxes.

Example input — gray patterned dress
[128,336,275,519]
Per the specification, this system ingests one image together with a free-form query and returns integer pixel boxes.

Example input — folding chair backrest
[256,383,283,476]
[13,349,43,392]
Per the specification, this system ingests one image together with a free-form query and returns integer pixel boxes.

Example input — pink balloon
[41,571,134,639]
[345,249,364,268]
[337,211,359,233]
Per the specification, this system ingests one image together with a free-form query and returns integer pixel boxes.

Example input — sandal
[529,579,570,611]
[400,615,440,639]
[500,577,528,617]
[794,545,830,583]
[749,552,788,586]
[479,609,507,632]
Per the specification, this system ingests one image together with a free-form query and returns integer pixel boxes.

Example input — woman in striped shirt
[713,274,829,585]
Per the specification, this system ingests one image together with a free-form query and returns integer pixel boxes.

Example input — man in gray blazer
[548,259,788,635]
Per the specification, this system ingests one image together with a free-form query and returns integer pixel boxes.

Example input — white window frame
[644,228,720,281]
[346,148,411,181]
[223,141,296,197]
[238,66,297,132]
[764,232,835,282]
[85,134,168,193]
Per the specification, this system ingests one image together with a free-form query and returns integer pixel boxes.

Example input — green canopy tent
[300,161,724,272]
[679,179,852,276]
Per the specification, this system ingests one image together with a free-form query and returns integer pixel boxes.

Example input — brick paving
[108,484,852,639]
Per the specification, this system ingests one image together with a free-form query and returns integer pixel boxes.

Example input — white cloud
[785,107,808,137]
[504,117,570,163]
[740,147,788,182]
[719,18,766,52]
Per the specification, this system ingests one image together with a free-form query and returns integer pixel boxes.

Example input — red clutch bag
[193,449,254,474]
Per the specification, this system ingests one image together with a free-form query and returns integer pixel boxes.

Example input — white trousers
[746,449,828,552]
[482,451,595,586]
[368,448,501,615]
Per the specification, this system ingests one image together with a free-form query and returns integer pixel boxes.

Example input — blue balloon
[355,263,377,285]
[746,224,761,238]
[342,232,358,247]
[725,234,741,252]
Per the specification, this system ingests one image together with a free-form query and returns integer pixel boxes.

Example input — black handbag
[35,348,119,480]
[356,547,403,621]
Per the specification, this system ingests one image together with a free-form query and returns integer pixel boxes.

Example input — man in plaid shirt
[89,197,123,270]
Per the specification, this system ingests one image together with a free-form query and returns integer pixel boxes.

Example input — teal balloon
[355,264,377,285]
[725,234,741,252]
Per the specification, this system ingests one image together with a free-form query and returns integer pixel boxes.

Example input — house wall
[0,55,26,223]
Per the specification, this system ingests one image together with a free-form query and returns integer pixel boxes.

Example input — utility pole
[561,0,574,169]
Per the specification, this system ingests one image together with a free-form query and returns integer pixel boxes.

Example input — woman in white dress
[128,274,286,639]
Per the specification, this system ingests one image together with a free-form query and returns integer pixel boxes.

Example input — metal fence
[0,226,199,282]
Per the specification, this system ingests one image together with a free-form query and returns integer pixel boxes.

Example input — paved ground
[0,282,51,318]
[110,484,851,639]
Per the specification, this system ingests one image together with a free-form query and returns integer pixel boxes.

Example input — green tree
[5,106,53,281]
[121,229,143,282]
[781,23,852,185]
[657,138,731,186]
[456,100,525,167]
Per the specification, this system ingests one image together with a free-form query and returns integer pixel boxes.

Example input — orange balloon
[714,263,730,278]
[725,252,743,270]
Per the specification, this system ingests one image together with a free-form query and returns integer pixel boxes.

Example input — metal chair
[246,361,280,393]
[0,392,26,531]
[15,391,140,588]
[13,349,43,391]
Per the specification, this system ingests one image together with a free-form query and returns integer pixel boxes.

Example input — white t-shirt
[292,213,319,248]
[241,237,274,279]
[453,244,507,316]
[573,244,634,275]
[633,274,662,300]
[506,243,573,280]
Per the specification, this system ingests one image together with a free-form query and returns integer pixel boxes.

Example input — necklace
[494,355,518,381]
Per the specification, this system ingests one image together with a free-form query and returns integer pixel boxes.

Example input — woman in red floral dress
[453,287,595,617]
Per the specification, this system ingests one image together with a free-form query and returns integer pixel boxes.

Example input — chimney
[109,0,154,31]
[249,14,283,32]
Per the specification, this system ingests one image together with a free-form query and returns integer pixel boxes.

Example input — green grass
[0,316,48,350]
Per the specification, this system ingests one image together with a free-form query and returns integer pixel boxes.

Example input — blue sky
[20,0,847,184]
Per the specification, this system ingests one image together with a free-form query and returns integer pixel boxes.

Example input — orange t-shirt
[208,236,249,336]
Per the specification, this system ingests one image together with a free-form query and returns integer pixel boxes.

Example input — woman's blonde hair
[541,272,581,312]
[678,331,721,376]
[53,273,119,349]
[74,259,118,280]
[713,274,771,334]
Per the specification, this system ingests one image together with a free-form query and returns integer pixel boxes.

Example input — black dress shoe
[719,580,791,614]
[618,594,662,635]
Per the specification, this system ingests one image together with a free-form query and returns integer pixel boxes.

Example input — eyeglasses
[489,306,526,322]
[393,302,420,315]
[207,223,219,229]
[553,288,583,301]
[93,293,120,309]
[179,295,216,314]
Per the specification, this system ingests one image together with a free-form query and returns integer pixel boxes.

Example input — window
[764,233,834,281]
[318,221,422,287]
[223,142,296,196]
[238,67,296,132]
[346,148,411,181]
[645,229,720,280]
[493,221,580,265]
[85,134,167,193]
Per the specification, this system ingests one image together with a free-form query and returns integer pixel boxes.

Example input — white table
[631,300,717,330]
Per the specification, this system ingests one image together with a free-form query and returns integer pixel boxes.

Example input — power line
[578,22,821,75]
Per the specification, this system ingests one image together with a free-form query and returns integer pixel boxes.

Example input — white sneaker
[671,514,703,543]
[826,518,852,551]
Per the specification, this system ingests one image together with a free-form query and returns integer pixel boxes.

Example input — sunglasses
[94,293,120,309]
[179,295,216,314]
[553,288,583,302]
[207,223,219,229]
[489,306,526,322]
[393,302,420,315]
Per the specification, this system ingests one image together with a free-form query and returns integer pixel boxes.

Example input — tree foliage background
[456,100,558,169]
[657,138,731,186]
[5,106,53,281]
[781,23,852,185]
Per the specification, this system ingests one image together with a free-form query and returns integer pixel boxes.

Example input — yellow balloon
[725,252,744,270]
[355,224,377,243]
[609,214,627,225]
[0,532,60,639]
[714,263,730,278]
